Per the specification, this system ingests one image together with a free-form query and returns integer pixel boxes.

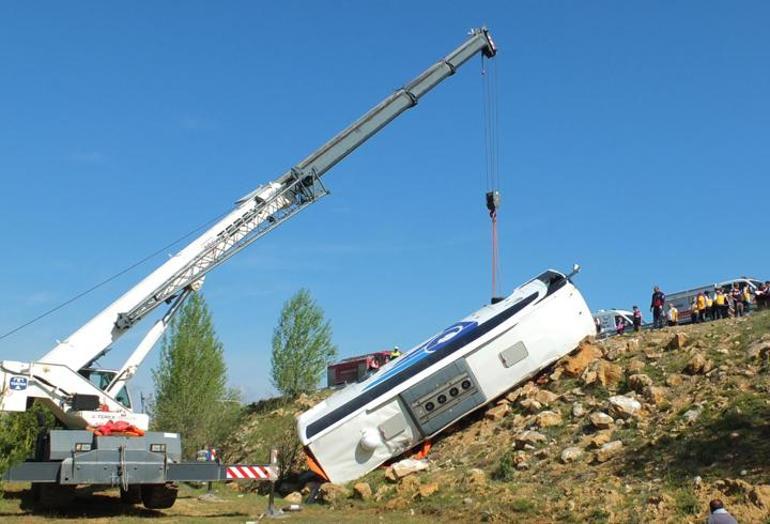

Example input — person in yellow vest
[390,346,402,360]
[689,298,698,324]
[696,292,707,323]
[743,286,753,314]
[667,304,679,326]
[714,289,727,320]
[705,292,714,321]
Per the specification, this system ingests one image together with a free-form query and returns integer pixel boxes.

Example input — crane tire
[120,485,142,504]
[141,483,178,509]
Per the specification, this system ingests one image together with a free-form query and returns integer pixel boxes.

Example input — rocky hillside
[229,310,770,523]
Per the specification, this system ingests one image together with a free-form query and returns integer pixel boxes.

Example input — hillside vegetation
[231,310,770,523]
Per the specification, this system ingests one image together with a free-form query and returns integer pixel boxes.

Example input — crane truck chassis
[1,28,497,508]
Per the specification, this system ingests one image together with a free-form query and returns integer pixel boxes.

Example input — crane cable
[481,54,502,300]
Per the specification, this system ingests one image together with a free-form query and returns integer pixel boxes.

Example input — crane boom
[37,27,496,382]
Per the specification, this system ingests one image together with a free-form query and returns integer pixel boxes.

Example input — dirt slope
[230,310,770,523]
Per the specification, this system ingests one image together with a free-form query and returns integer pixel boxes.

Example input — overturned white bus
[296,268,594,483]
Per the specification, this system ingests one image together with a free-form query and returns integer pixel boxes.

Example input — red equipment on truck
[327,351,392,387]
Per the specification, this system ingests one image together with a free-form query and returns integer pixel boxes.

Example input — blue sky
[1,2,768,402]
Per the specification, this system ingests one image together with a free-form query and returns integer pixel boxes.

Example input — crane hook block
[486,191,500,217]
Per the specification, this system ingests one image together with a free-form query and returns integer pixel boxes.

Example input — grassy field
[0,483,435,523]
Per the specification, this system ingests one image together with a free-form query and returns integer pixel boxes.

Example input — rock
[685,354,713,375]
[463,497,474,505]
[596,440,624,462]
[352,483,372,501]
[627,338,640,352]
[582,370,598,385]
[284,491,303,504]
[396,475,421,496]
[682,406,702,424]
[534,389,559,406]
[665,374,684,387]
[749,484,770,508]
[562,342,603,377]
[644,386,667,405]
[628,373,653,392]
[295,392,316,409]
[519,398,543,413]
[485,403,510,421]
[572,402,586,418]
[374,485,390,501]
[467,468,487,488]
[667,333,689,350]
[391,458,429,479]
[608,395,642,419]
[596,360,623,388]
[384,466,397,482]
[627,359,646,374]
[549,368,564,381]
[535,410,563,428]
[514,430,547,448]
[587,430,613,449]
[418,482,439,499]
[589,411,614,429]
[319,483,350,504]
[747,335,770,359]
[560,446,584,464]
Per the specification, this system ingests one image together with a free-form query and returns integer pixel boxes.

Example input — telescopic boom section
[39,28,496,371]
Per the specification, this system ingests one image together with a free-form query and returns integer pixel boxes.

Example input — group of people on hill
[647,281,770,330]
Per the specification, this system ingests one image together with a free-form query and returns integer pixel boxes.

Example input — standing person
[705,291,714,321]
[714,289,728,319]
[650,287,666,329]
[632,306,643,332]
[757,282,769,310]
[689,298,698,324]
[615,316,626,335]
[696,292,707,323]
[667,304,679,326]
[594,316,602,336]
[743,285,752,314]
[731,284,744,317]
[707,499,738,524]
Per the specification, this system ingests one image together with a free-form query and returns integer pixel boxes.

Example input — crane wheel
[141,483,178,509]
[120,485,142,504]
[31,483,76,509]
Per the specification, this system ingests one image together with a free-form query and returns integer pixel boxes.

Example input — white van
[594,309,636,338]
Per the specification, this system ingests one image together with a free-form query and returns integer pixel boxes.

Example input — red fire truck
[327,351,393,388]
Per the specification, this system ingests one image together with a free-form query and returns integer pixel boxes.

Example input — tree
[271,289,337,398]
[0,403,54,490]
[150,292,240,458]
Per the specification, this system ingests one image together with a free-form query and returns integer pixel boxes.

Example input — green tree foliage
[0,402,54,488]
[151,292,240,458]
[271,289,337,398]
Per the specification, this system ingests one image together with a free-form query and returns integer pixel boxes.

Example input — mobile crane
[1,28,497,508]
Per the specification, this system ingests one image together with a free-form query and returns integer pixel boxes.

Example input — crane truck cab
[78,368,133,410]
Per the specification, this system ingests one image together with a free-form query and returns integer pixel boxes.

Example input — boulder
[627,359,646,374]
[560,446,584,464]
[535,410,563,428]
[608,395,642,419]
[667,333,689,350]
[572,402,586,418]
[682,406,702,424]
[352,482,372,501]
[485,403,510,421]
[626,338,640,352]
[589,411,614,430]
[319,483,350,504]
[644,386,667,405]
[418,482,439,499]
[587,430,613,449]
[561,342,603,377]
[628,373,653,392]
[514,430,547,448]
[597,360,623,388]
[284,491,303,504]
[747,336,770,359]
[596,440,624,462]
[519,398,543,413]
[665,374,684,387]
[396,475,421,496]
[684,354,713,375]
[391,458,429,479]
[534,389,559,406]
